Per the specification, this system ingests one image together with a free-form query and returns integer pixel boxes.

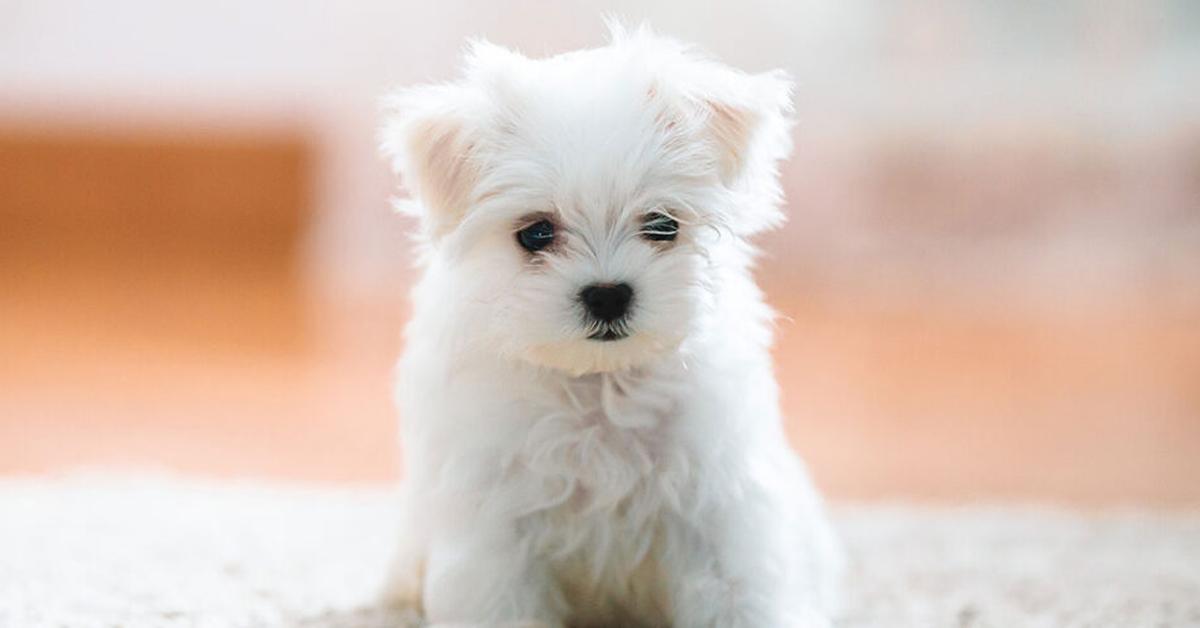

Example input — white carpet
[1,474,1198,627]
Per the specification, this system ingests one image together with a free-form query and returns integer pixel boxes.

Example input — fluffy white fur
[379,23,842,628]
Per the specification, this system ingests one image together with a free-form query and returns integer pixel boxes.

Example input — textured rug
[1,474,1198,628]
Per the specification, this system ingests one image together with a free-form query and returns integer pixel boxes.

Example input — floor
[4,474,1198,627]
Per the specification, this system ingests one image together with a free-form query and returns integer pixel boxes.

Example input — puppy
[379,23,842,628]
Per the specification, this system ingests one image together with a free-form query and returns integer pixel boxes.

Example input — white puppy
[379,23,842,628]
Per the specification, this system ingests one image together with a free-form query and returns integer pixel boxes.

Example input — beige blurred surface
[2,1,1199,505]
[2,194,1198,503]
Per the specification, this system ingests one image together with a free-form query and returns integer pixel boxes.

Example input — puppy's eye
[641,212,679,242]
[517,219,556,252]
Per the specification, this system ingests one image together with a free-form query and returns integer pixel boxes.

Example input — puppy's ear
[380,83,484,239]
[704,70,792,184]
[689,68,794,233]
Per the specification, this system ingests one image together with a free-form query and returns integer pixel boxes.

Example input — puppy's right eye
[517,220,556,252]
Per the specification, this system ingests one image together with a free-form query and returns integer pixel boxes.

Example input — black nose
[580,283,633,322]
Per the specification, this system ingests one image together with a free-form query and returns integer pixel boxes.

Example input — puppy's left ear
[704,70,793,184]
[380,83,485,240]
[690,68,794,233]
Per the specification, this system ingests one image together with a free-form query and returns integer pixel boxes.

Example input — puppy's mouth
[588,328,629,342]
[585,318,632,342]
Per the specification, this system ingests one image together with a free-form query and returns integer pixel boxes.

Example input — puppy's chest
[518,374,688,515]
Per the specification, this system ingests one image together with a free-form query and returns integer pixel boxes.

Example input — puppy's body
[381,25,842,628]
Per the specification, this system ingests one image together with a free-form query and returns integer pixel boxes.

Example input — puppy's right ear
[381,83,483,239]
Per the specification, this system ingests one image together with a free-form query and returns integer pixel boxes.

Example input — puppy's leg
[379,485,428,612]
[379,535,425,612]
[423,525,567,628]
[662,495,834,628]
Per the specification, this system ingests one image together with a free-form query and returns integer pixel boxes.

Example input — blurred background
[2,0,1197,505]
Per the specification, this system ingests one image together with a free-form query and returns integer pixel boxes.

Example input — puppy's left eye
[641,212,679,242]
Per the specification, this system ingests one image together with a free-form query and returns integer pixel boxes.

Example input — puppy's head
[382,24,793,375]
